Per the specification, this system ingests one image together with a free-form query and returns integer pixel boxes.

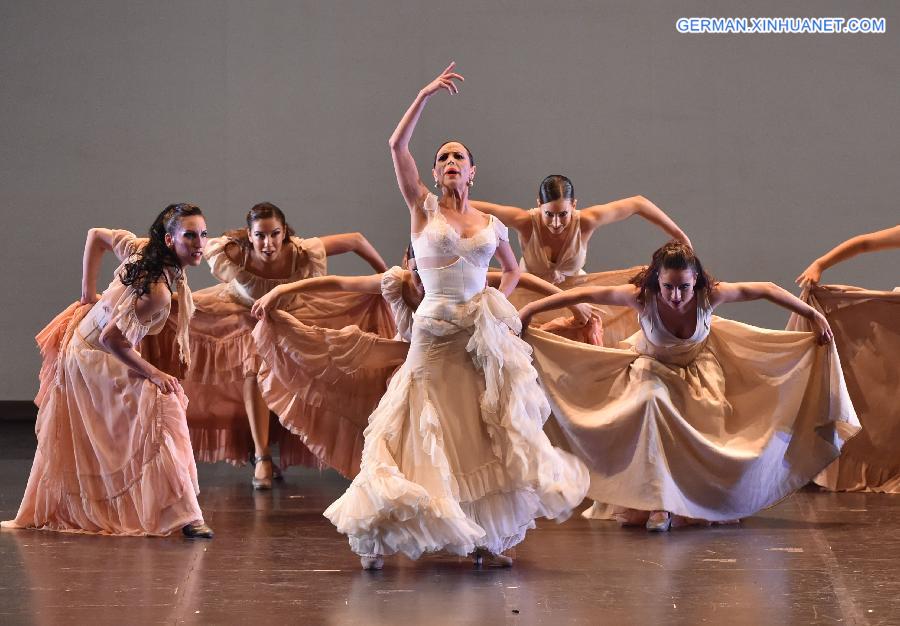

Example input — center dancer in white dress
[323,63,588,570]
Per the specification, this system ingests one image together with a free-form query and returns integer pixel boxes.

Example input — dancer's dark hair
[224,202,296,249]
[120,203,204,297]
[433,141,475,167]
[630,241,716,309]
[538,175,575,205]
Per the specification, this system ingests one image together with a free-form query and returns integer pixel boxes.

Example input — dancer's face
[657,267,697,311]
[538,198,576,235]
[165,215,208,267]
[432,142,475,193]
[248,217,286,264]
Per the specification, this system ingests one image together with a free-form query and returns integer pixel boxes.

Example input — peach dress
[251,267,412,477]
[789,285,900,492]
[510,208,641,347]
[324,195,588,559]
[10,230,203,536]
[528,296,861,522]
[160,236,395,471]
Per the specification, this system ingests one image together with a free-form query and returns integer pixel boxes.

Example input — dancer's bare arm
[389,62,464,230]
[712,282,833,344]
[487,271,591,324]
[469,200,533,238]
[796,225,900,286]
[519,285,640,329]
[579,196,692,248]
[251,274,384,319]
[81,228,117,304]
[99,283,182,393]
[320,232,389,272]
[493,239,522,297]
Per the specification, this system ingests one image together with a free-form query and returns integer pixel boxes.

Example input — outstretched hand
[251,289,282,320]
[812,312,834,345]
[795,262,822,288]
[419,62,464,98]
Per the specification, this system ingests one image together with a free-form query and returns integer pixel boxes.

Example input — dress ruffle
[324,288,588,558]
[253,312,405,477]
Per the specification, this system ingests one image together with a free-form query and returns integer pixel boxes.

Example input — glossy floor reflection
[1,420,898,625]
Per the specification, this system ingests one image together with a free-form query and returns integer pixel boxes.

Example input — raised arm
[469,200,533,236]
[99,283,181,394]
[81,228,116,304]
[519,285,640,330]
[389,62,464,220]
[320,232,389,272]
[711,282,833,344]
[579,196,692,248]
[251,273,384,319]
[796,224,900,286]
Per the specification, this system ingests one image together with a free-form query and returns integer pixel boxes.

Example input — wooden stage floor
[1,421,897,625]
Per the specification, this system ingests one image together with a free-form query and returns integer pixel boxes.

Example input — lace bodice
[411,194,508,269]
[411,194,508,321]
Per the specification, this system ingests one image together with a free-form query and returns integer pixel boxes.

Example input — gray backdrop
[2,1,898,400]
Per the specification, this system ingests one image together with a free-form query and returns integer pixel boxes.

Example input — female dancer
[790,224,900,492]
[173,202,394,489]
[2,204,213,537]
[320,63,587,569]
[471,177,691,346]
[520,241,859,531]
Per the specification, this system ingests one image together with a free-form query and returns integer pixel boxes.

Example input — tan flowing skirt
[788,285,900,492]
[527,318,860,521]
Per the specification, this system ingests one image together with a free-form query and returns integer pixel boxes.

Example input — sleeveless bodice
[637,295,712,366]
[411,194,508,321]
[519,208,587,284]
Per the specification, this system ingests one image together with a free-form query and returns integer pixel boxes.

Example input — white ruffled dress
[324,195,588,558]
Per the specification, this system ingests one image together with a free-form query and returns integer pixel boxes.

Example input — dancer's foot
[473,548,513,568]
[645,511,672,532]
[251,454,274,491]
[182,521,214,539]
[1,520,24,530]
[360,555,384,570]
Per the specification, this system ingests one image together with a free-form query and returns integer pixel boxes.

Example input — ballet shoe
[1,520,24,530]
[182,522,215,539]
[251,454,274,490]
[360,555,384,570]
[473,548,513,568]
[645,511,672,532]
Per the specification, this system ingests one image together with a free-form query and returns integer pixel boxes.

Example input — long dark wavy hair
[630,241,717,309]
[119,203,204,297]
[223,202,296,251]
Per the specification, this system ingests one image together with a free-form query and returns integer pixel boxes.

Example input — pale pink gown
[10,230,203,536]
[789,284,900,492]
[325,194,588,559]
[152,236,396,471]
[529,296,861,522]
